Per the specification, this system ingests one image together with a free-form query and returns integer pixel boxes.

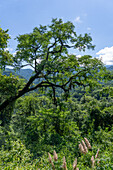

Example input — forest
[0,18,113,169]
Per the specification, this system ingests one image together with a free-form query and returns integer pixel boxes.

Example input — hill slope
[4,68,33,80]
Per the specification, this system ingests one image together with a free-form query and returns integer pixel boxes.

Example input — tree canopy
[0,18,105,113]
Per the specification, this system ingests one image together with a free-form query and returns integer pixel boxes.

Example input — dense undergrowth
[0,86,113,169]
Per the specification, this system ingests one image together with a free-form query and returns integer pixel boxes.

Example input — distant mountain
[3,65,113,81]
[106,65,113,71]
[4,68,33,80]
[2,70,24,79]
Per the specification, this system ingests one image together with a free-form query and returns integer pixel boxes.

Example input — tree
[0,18,105,114]
[0,28,13,69]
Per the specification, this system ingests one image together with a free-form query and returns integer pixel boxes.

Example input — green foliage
[0,28,13,69]
[12,94,81,157]
[0,74,18,100]
[14,18,94,67]
[0,139,39,169]
[0,73,25,126]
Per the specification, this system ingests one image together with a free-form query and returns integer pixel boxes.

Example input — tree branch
[46,39,58,60]
[63,68,88,87]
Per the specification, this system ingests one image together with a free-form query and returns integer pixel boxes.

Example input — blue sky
[0,0,113,65]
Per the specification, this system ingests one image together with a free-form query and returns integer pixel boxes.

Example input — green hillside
[3,68,33,80]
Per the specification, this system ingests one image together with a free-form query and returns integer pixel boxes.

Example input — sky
[0,0,113,65]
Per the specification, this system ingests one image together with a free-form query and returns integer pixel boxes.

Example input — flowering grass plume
[81,140,88,153]
[91,156,95,168]
[48,152,52,163]
[53,150,58,161]
[73,158,77,170]
[95,149,99,158]
[79,143,86,154]
[62,156,67,170]
[84,137,92,149]
[48,152,55,170]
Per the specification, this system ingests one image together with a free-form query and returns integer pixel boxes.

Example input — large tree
[0,18,105,114]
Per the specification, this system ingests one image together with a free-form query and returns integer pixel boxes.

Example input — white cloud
[76,55,81,58]
[96,46,113,65]
[74,16,82,23]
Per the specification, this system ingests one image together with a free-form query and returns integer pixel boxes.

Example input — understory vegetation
[0,86,113,169]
